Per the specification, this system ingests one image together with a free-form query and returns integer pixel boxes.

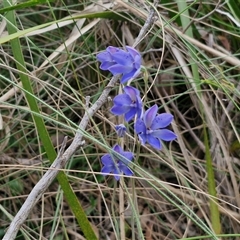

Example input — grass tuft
[1,0,240,239]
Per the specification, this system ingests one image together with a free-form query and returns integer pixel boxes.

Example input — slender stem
[117,85,125,240]
[176,0,221,234]
[3,1,98,239]
[119,178,125,240]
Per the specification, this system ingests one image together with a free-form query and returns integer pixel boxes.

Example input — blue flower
[96,46,141,83]
[134,104,177,150]
[101,144,134,181]
[111,86,142,122]
[115,124,127,137]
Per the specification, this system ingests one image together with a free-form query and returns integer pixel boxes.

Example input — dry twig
[2,1,159,239]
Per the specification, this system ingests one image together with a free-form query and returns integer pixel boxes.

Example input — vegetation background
[0,0,240,239]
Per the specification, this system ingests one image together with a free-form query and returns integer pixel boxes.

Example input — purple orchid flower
[115,124,127,137]
[101,144,134,181]
[134,104,177,150]
[96,46,141,83]
[111,86,143,122]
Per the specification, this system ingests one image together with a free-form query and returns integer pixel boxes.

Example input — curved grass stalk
[3,1,97,239]
[135,166,219,240]
[0,0,55,14]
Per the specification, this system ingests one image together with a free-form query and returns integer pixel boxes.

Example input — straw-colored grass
[1,0,240,239]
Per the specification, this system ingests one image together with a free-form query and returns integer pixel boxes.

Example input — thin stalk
[203,125,222,234]
[4,1,97,239]
[119,177,125,240]
[118,86,125,240]
[176,0,221,234]
[112,180,120,239]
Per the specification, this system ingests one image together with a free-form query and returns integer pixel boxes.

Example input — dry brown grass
[1,0,240,239]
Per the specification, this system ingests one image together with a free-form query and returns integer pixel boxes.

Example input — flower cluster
[97,46,177,180]
[97,46,141,84]
[101,144,133,181]
[135,105,177,150]
[111,86,142,122]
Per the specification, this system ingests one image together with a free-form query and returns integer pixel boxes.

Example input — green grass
[1,0,240,239]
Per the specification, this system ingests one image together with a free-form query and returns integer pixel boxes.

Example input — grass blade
[176,0,221,234]
[3,1,97,239]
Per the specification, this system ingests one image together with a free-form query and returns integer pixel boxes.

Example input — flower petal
[101,154,113,165]
[101,165,114,175]
[136,95,143,118]
[126,46,141,59]
[107,46,121,55]
[121,151,134,163]
[111,51,133,66]
[96,51,112,63]
[120,69,138,83]
[144,105,158,128]
[111,105,130,115]
[100,62,115,70]
[108,64,132,75]
[124,108,137,122]
[113,93,132,106]
[131,67,141,79]
[118,162,133,176]
[135,119,146,134]
[151,113,173,130]
[113,144,122,154]
[138,133,147,145]
[147,134,162,150]
[133,55,141,69]
[124,86,140,101]
[152,129,177,141]
[113,167,121,181]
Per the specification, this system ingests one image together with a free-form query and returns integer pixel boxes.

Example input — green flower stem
[4,1,97,239]
[203,125,221,234]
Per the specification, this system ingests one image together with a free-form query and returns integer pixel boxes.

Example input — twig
[118,0,240,69]
[183,0,223,33]
[2,75,119,239]
[3,137,69,239]
[3,1,160,238]
[195,0,223,22]
[133,0,158,48]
